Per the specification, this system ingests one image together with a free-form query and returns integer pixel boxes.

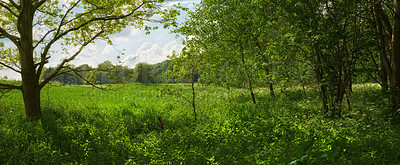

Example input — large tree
[0,0,180,117]
[392,0,400,111]
[369,0,400,111]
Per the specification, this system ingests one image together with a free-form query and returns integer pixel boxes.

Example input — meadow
[1,83,400,164]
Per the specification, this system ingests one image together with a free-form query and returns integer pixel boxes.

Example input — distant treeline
[40,60,200,85]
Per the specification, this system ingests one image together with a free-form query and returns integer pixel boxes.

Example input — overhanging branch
[43,1,146,55]
[39,30,104,89]
[33,29,56,49]
[0,1,18,17]
[34,0,47,11]
[41,66,116,90]
[8,0,19,10]
[0,27,20,45]
[39,1,147,76]
[0,61,21,73]
[70,69,111,90]
[0,82,21,90]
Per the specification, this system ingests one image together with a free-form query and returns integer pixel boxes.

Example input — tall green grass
[0,83,399,164]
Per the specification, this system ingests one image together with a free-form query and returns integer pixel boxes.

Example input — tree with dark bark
[0,0,180,118]
[369,0,400,111]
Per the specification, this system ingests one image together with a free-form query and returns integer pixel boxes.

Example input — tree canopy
[171,0,400,116]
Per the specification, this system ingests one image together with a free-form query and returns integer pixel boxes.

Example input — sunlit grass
[0,83,399,164]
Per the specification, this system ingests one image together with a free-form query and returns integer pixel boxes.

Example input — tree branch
[36,0,82,81]
[35,0,81,50]
[70,69,111,90]
[0,61,21,73]
[0,27,20,46]
[34,0,47,11]
[39,1,147,76]
[0,1,18,17]
[41,66,116,90]
[0,88,11,99]
[8,0,19,10]
[33,28,56,49]
[39,30,104,89]
[36,8,58,17]
[59,0,82,32]
[0,82,21,90]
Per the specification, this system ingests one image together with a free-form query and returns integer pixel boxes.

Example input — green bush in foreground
[0,83,400,164]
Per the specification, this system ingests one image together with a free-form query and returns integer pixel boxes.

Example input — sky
[0,0,200,80]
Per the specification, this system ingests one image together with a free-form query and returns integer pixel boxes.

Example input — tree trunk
[240,46,256,104]
[269,83,275,97]
[18,0,42,117]
[335,81,346,117]
[191,78,197,121]
[22,79,42,117]
[315,53,329,113]
[371,0,390,93]
[263,67,275,97]
[254,37,275,97]
[381,57,389,93]
[321,84,329,113]
[392,0,400,111]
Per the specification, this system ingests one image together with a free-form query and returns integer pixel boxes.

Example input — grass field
[1,83,400,164]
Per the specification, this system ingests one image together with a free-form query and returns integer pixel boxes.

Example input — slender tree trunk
[315,54,329,113]
[335,30,354,117]
[381,57,389,93]
[335,81,346,117]
[345,71,353,112]
[240,46,256,104]
[253,37,275,97]
[392,0,400,111]
[263,67,275,97]
[18,0,42,117]
[269,83,275,97]
[346,92,352,112]
[191,78,197,121]
[321,84,329,113]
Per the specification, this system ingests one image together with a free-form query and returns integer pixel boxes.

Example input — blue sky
[0,0,200,80]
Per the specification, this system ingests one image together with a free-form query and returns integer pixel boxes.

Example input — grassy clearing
[0,83,400,164]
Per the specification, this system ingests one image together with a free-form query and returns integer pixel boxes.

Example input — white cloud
[122,42,161,67]
[162,0,197,10]
[112,36,130,43]
[108,27,141,44]
[101,45,114,55]
[122,40,184,68]
[56,43,98,66]
[74,55,97,66]
[136,42,164,64]
[0,68,20,80]
[33,25,49,39]
[80,43,98,58]
[130,27,142,36]
[162,40,184,56]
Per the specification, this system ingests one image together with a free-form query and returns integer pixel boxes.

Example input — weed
[0,83,399,164]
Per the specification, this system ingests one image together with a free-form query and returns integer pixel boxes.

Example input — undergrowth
[0,83,399,164]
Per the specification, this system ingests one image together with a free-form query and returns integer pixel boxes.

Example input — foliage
[172,0,400,116]
[1,83,400,164]
[39,60,178,85]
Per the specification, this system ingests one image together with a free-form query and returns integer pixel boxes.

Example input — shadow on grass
[1,84,400,164]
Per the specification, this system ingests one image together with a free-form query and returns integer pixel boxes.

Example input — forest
[39,60,180,85]
[1,0,400,164]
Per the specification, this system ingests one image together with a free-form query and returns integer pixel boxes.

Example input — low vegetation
[1,83,399,164]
